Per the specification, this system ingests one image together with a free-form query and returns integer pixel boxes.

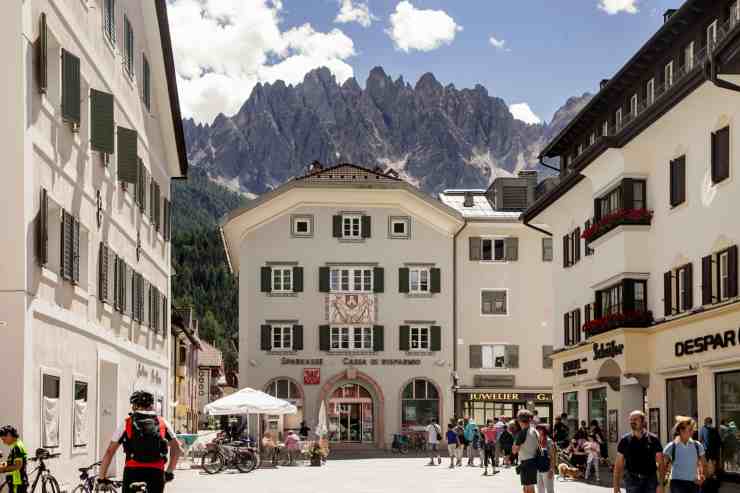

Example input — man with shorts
[425,419,442,465]
[513,410,540,493]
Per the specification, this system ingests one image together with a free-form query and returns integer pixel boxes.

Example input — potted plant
[309,442,324,467]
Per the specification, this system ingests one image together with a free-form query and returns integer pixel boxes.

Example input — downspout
[523,221,553,237]
[452,219,469,418]
[707,44,740,93]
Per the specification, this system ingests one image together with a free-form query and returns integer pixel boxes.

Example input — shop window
[666,376,698,431]
[588,387,607,433]
[401,379,439,431]
[328,384,373,443]
[265,379,301,401]
[716,371,740,475]
[564,391,579,435]
[42,373,61,449]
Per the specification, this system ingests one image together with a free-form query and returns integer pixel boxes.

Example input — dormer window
[578,144,584,156]
[665,61,674,89]
[463,192,474,207]
[630,94,638,117]
[707,20,718,51]
[590,133,596,146]
[603,120,609,137]
[647,79,655,106]
[685,41,695,71]
[615,108,623,131]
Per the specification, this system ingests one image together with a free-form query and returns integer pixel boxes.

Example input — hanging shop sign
[303,368,321,385]
[675,328,740,357]
[593,341,624,360]
[467,392,552,403]
[563,358,588,378]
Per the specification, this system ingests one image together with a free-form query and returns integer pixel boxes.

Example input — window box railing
[582,208,653,243]
[583,310,654,338]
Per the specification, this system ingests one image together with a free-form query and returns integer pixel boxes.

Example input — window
[721,250,731,301]
[578,144,584,156]
[667,376,698,431]
[271,267,293,293]
[42,373,60,448]
[630,94,638,117]
[647,78,655,106]
[73,380,88,447]
[342,214,362,239]
[401,379,439,430]
[389,216,410,239]
[708,20,718,51]
[142,54,151,110]
[563,228,581,268]
[564,309,581,346]
[602,120,609,137]
[481,290,507,315]
[409,327,430,351]
[123,16,134,78]
[601,284,623,316]
[330,326,373,351]
[588,387,607,433]
[716,371,740,474]
[711,126,730,184]
[542,237,553,262]
[563,392,579,435]
[480,238,505,261]
[103,0,116,45]
[670,155,686,207]
[476,344,518,369]
[265,379,301,401]
[615,108,623,131]
[590,132,596,146]
[291,215,313,237]
[702,246,738,305]
[685,41,695,71]
[271,326,293,351]
[409,268,430,293]
[665,61,674,89]
[542,345,554,369]
[330,268,372,293]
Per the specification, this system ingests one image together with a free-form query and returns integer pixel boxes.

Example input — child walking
[446,423,462,469]
[584,434,601,482]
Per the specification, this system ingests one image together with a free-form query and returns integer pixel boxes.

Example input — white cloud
[489,36,508,51]
[509,103,542,125]
[598,0,639,15]
[335,0,376,27]
[387,1,462,53]
[168,0,356,123]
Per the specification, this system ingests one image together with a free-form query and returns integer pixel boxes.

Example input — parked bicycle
[0,448,61,493]
[391,433,409,454]
[71,461,101,493]
[201,437,258,474]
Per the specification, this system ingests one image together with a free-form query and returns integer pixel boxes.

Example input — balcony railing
[582,208,653,243]
[565,14,740,170]
[583,310,654,338]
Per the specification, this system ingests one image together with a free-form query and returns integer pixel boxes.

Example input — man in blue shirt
[662,417,705,493]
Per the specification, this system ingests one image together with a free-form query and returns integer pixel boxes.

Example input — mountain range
[182,66,591,196]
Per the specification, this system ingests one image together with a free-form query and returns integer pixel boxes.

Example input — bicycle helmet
[130,390,155,408]
[0,426,19,438]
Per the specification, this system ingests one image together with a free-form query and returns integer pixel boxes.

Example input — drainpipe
[452,219,468,418]
[523,221,553,237]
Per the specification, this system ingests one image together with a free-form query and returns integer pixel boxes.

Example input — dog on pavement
[558,463,582,480]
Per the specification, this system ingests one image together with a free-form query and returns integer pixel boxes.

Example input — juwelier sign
[675,328,740,357]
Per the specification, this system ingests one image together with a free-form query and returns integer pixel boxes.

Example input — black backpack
[669,440,700,463]
[121,413,169,464]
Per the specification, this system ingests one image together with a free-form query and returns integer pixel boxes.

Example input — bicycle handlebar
[29,453,61,462]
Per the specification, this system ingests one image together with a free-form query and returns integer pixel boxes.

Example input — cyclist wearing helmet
[98,391,181,493]
[0,426,28,493]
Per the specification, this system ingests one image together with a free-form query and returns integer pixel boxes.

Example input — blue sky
[169,0,681,125]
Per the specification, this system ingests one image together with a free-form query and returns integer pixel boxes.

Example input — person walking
[446,423,462,469]
[481,419,499,476]
[464,418,478,466]
[591,420,608,463]
[470,428,482,467]
[536,424,557,493]
[513,410,540,493]
[584,434,601,483]
[0,426,28,493]
[553,415,570,450]
[299,421,311,440]
[454,420,466,467]
[662,417,706,493]
[99,391,181,493]
[426,419,442,466]
[613,410,664,493]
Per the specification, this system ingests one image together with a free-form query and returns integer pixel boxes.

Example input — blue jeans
[625,472,658,493]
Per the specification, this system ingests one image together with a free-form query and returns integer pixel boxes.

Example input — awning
[204,387,297,416]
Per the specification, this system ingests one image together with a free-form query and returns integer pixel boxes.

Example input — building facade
[0,0,186,487]
[523,0,740,475]
[197,340,226,429]
[171,308,202,433]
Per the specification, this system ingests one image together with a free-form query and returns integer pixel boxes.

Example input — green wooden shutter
[399,325,410,351]
[260,267,272,293]
[505,237,519,261]
[90,89,115,153]
[542,346,554,369]
[373,267,384,293]
[505,345,520,368]
[292,266,304,293]
[37,13,47,94]
[98,243,108,303]
[142,54,151,110]
[293,325,304,351]
[398,268,409,293]
[72,218,80,284]
[664,271,673,316]
[104,0,116,44]
[683,264,693,311]
[430,326,441,351]
[469,237,481,261]
[163,199,170,240]
[332,215,342,238]
[162,295,168,331]
[37,188,48,266]
[319,325,330,351]
[61,210,73,280]
[373,325,384,352]
[149,176,155,221]
[261,325,271,351]
[361,215,371,238]
[61,49,81,126]
[319,267,330,292]
[469,345,482,369]
[430,268,441,293]
[117,127,138,183]
[154,182,161,232]
[729,245,739,298]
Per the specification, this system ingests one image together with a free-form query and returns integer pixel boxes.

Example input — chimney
[600,79,610,90]
[463,192,475,208]
[663,9,677,24]
[385,169,399,179]
[308,160,323,173]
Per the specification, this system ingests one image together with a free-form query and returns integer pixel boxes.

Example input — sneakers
[449,464,455,469]
[437,457,441,465]
[482,470,488,476]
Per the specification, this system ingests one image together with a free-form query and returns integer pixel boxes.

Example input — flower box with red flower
[582,209,654,244]
[583,310,654,338]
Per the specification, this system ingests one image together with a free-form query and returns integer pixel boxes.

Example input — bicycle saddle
[130,482,148,492]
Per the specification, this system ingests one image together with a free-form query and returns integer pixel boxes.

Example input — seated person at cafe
[565,438,588,467]
[262,432,279,465]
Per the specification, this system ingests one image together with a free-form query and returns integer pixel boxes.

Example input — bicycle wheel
[71,485,91,493]
[42,476,62,493]
[201,450,225,474]
[399,443,409,455]
[235,450,257,473]
[277,449,292,467]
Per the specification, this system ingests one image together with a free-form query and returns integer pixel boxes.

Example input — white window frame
[389,216,410,239]
[542,237,553,262]
[630,94,638,117]
[271,266,293,293]
[603,120,609,137]
[329,267,373,293]
[291,215,313,237]
[41,367,62,449]
[330,326,373,351]
[720,251,730,301]
[733,2,740,23]
[481,289,509,316]
[665,61,674,89]
[409,267,430,294]
[590,132,596,146]
[271,326,293,351]
[72,375,89,450]
[578,144,584,155]
[409,326,430,351]
[481,344,508,369]
[685,41,695,71]
[615,108,623,130]
[708,20,718,51]
[342,214,362,239]
[647,79,655,106]
[480,238,506,262]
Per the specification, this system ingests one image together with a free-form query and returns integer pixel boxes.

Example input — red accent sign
[304,368,321,385]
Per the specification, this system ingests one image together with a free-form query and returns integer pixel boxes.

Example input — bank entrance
[328,383,374,443]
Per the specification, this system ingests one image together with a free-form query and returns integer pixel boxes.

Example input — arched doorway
[400,378,441,431]
[264,378,304,440]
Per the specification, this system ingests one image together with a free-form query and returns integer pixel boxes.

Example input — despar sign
[675,328,740,357]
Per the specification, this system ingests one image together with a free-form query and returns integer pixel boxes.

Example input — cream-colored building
[523,0,740,473]
[0,0,186,486]
[440,178,555,424]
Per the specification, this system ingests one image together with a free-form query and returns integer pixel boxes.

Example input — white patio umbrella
[204,387,297,416]
[316,401,328,438]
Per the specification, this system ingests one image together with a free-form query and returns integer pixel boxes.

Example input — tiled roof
[439,190,521,220]
[295,163,402,183]
[198,340,223,368]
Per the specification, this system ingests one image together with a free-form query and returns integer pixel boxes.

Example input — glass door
[340,403,362,442]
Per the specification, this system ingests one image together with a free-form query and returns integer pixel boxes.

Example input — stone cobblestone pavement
[169,459,611,493]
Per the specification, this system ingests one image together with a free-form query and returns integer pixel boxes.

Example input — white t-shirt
[111,412,176,443]
[426,423,441,444]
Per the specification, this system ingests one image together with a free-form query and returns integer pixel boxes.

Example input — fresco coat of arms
[326,294,376,324]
